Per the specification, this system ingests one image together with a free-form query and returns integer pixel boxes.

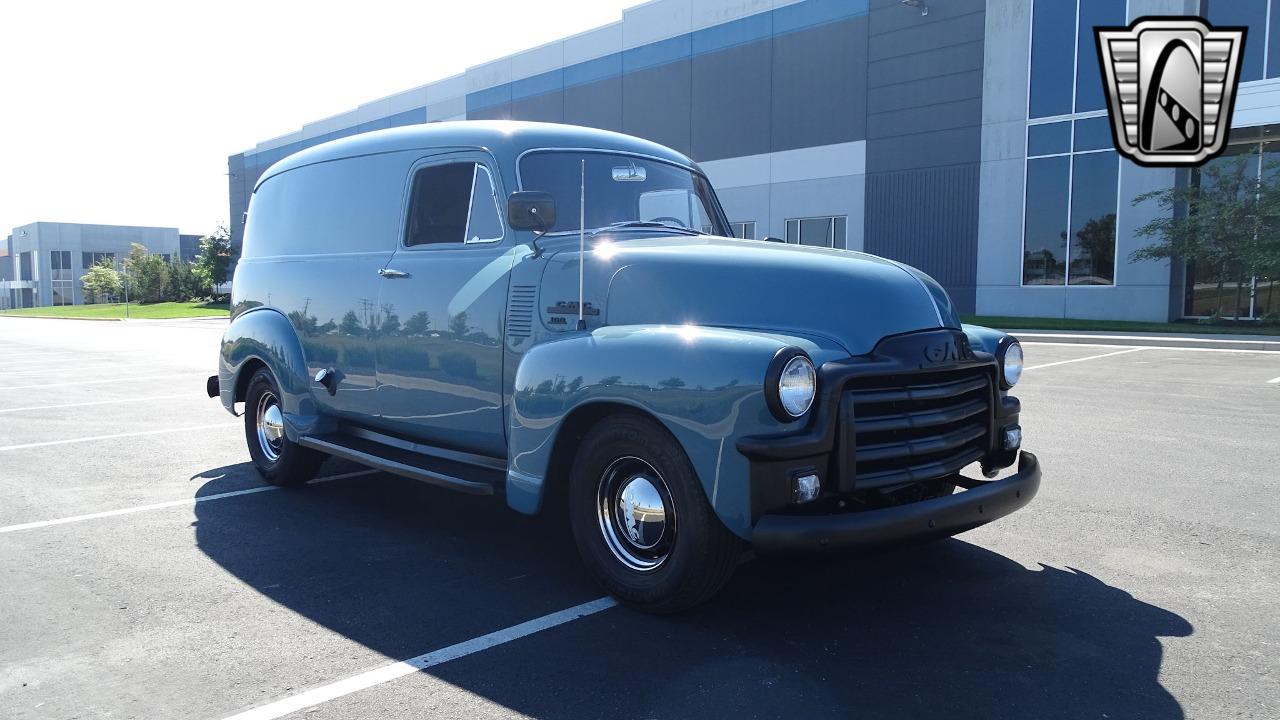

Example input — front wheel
[568,413,742,613]
[244,367,323,486]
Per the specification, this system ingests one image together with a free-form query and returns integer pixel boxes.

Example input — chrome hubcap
[255,392,285,463]
[597,457,675,572]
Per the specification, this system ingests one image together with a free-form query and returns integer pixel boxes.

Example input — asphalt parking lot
[0,317,1276,720]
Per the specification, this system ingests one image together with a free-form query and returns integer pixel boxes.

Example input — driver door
[373,152,515,457]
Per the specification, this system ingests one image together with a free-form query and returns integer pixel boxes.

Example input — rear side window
[243,151,410,258]
[405,162,504,246]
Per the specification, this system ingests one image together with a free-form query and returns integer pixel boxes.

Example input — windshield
[519,151,730,237]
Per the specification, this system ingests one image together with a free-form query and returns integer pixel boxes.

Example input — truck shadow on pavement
[194,466,1193,720]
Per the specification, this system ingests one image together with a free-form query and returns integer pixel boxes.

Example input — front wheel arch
[542,401,662,516]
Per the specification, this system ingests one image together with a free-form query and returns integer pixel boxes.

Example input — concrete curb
[0,314,123,322]
[1010,330,1280,352]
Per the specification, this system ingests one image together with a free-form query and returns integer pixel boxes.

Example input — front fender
[506,324,848,539]
[961,323,1011,356]
[218,307,320,440]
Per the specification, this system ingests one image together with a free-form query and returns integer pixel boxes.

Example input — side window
[465,165,504,243]
[405,162,476,247]
[405,161,504,247]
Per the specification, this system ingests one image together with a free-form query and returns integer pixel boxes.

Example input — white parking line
[2,362,166,377]
[1024,347,1147,371]
[220,596,618,720]
[1269,376,1280,384]
[1021,341,1272,354]
[0,422,239,452]
[0,373,201,391]
[0,470,378,534]
[0,393,197,414]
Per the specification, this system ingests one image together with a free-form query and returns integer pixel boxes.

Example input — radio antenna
[577,158,586,331]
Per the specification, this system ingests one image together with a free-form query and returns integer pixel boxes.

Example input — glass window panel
[1029,0,1077,118]
[786,219,799,244]
[1185,261,1253,317]
[1023,156,1070,285]
[1206,0,1267,82]
[465,166,504,243]
[1029,121,1072,156]
[405,162,476,246]
[1256,274,1277,318]
[834,216,847,249]
[1074,116,1114,151]
[1068,150,1118,285]
[799,218,833,247]
[1075,0,1126,112]
[1270,0,1280,78]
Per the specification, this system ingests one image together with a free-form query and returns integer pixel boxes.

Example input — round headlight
[777,354,817,418]
[1001,341,1024,388]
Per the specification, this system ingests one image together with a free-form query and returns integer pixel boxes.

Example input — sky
[0,0,642,238]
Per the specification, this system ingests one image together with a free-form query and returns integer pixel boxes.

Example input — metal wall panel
[769,16,868,152]
[865,165,981,312]
[691,38,772,160]
[623,58,694,156]
[863,0,986,313]
[564,77,625,133]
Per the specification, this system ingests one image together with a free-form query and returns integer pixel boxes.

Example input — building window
[1023,121,1118,286]
[785,216,847,249]
[82,251,116,269]
[730,221,756,240]
[1205,0,1268,82]
[1184,137,1278,319]
[50,250,74,305]
[1029,0,1126,119]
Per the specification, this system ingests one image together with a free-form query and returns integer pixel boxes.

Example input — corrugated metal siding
[862,0,985,314]
[864,164,980,313]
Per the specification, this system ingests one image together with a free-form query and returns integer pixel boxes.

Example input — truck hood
[578,236,959,357]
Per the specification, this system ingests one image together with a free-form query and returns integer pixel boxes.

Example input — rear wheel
[244,367,323,486]
[568,413,742,613]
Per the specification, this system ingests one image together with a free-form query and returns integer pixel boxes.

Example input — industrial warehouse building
[228,0,1279,322]
[0,223,202,309]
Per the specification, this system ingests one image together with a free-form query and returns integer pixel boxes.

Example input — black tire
[244,367,324,486]
[568,413,742,613]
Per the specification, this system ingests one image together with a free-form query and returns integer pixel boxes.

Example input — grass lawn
[0,301,229,320]
[964,315,1280,337]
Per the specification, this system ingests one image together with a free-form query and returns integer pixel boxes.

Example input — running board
[298,434,498,495]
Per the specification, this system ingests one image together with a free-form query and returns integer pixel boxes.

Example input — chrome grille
[847,368,992,490]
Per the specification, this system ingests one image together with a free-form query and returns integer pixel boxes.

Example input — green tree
[339,310,362,336]
[449,311,470,337]
[1132,150,1280,318]
[404,311,431,336]
[193,224,236,295]
[81,259,121,304]
[166,259,201,301]
[124,243,171,303]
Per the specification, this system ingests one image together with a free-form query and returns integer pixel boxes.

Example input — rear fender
[219,307,329,440]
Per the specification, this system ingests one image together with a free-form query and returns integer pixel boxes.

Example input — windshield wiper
[595,220,702,236]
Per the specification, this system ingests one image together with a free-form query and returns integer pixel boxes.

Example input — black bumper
[752,451,1041,554]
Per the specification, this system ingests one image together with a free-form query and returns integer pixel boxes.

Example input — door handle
[378,268,411,279]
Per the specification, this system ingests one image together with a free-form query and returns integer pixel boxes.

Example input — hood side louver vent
[507,285,536,339]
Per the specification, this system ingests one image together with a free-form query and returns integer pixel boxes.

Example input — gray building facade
[2,222,182,308]
[228,0,1280,322]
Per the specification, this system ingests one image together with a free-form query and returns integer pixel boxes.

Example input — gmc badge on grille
[920,337,971,368]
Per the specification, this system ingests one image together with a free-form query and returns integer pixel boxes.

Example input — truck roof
[255,120,698,191]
